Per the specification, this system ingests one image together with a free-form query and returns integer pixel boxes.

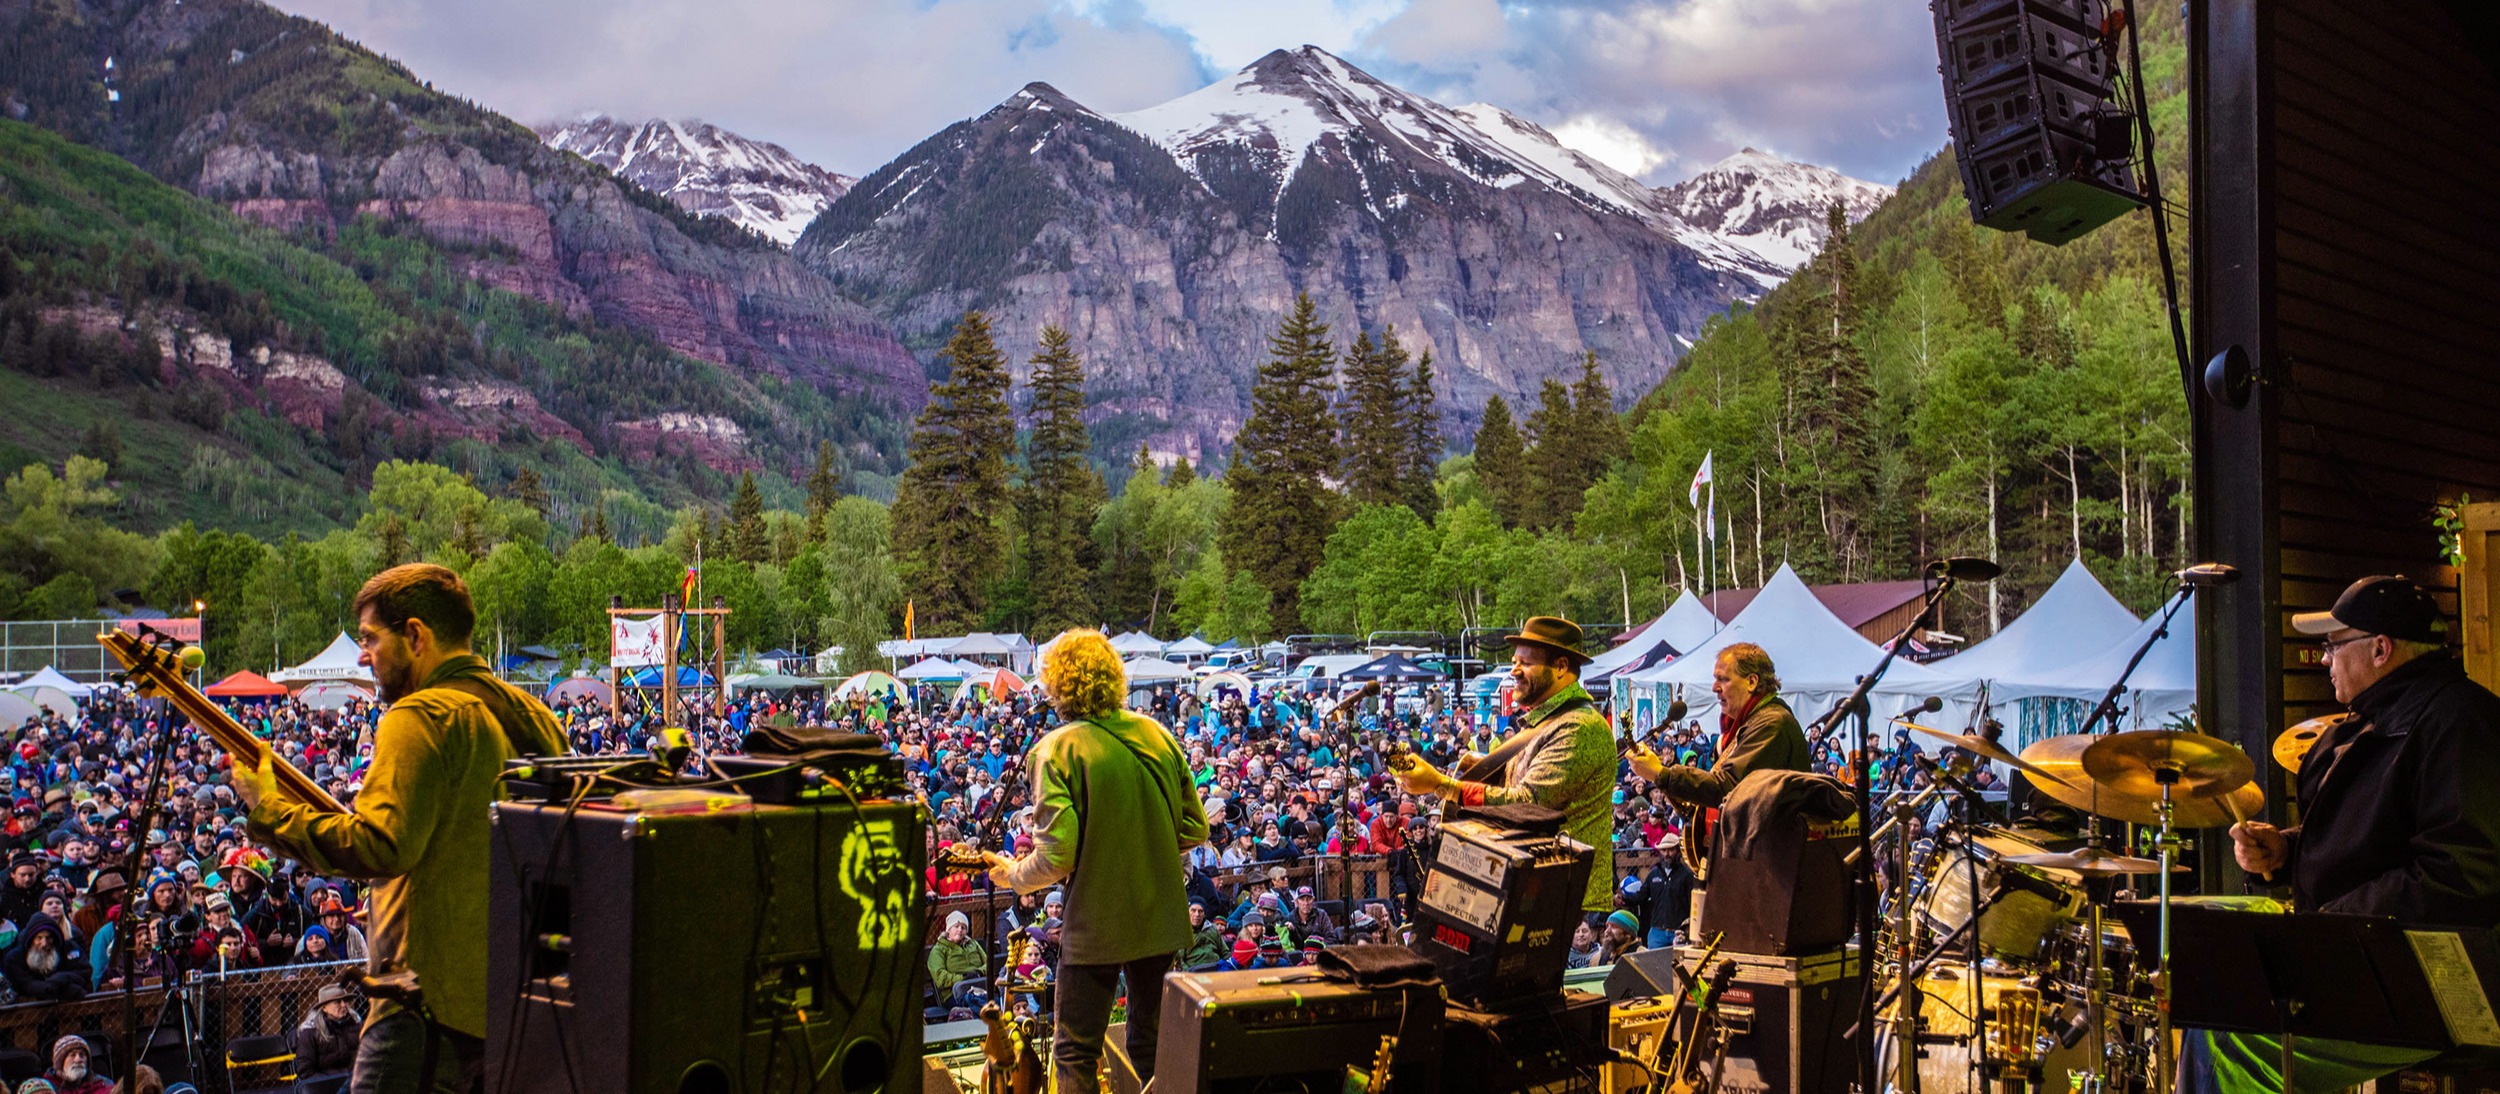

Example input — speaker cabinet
[487,798,927,1094]
[1932,0,2147,244]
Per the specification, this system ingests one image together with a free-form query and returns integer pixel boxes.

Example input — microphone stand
[1809,567,1965,1094]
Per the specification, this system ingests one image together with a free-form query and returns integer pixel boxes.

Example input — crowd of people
[0,643,2001,1084]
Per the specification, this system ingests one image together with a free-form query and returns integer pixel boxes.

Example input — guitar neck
[103,634,348,814]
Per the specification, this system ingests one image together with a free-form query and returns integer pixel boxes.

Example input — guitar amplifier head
[1412,819,1593,1006]
[1154,968,1444,1094]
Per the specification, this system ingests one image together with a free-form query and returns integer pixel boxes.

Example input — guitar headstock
[936,845,995,875]
[1365,1035,1397,1094]
[99,627,194,698]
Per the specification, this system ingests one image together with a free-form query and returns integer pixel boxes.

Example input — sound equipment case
[1410,817,1594,1006]
[1670,946,1863,1094]
[487,797,927,1094]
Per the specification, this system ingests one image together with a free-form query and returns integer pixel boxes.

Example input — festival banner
[611,614,668,667]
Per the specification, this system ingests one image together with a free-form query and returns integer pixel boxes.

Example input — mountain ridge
[535,114,857,248]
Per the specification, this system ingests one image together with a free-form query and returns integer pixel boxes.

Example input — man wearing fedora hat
[1395,617,1620,912]
[2184,575,2500,1094]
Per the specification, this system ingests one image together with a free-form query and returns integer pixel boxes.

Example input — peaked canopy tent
[1165,635,1218,659]
[1930,559,2141,685]
[1584,591,1722,684]
[1989,594,2201,737]
[270,633,376,685]
[1620,563,1976,731]
[896,657,974,682]
[623,666,718,688]
[294,680,373,711]
[12,666,93,698]
[944,633,1020,661]
[731,674,823,693]
[204,670,289,699]
[963,667,1026,697]
[1108,632,1169,656]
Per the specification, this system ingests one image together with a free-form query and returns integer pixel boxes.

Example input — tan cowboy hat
[1504,617,1592,665]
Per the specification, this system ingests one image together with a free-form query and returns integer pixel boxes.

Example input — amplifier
[1670,946,1862,1094]
[1412,818,1593,1006]
[1697,808,1856,955]
[487,796,927,1094]
[710,749,908,804]
[1604,996,1677,1094]
[1154,967,1444,1094]
[1439,989,1611,1094]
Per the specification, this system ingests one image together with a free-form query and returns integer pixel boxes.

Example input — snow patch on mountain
[1659,148,1894,278]
[537,115,856,247]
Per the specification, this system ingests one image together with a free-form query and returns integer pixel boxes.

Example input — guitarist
[232,563,567,1094]
[1627,642,1809,876]
[1393,617,1619,915]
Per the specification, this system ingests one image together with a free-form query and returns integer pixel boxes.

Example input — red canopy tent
[203,670,288,698]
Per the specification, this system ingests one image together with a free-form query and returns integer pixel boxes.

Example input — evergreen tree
[583,500,613,545]
[891,311,1016,632]
[1167,454,1196,487]
[803,440,844,541]
[1780,202,1879,578]
[1218,294,1340,633]
[376,513,410,567]
[505,467,550,518]
[1570,352,1625,475]
[1520,378,1579,530]
[1338,329,1410,509]
[1473,395,1528,528]
[1403,347,1440,520]
[727,471,768,563]
[1018,324,1103,635]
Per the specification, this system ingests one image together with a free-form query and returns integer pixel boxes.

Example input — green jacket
[1468,682,1618,912]
[928,936,987,992]
[1181,922,1228,969]
[999,708,1211,965]
[246,654,567,1037]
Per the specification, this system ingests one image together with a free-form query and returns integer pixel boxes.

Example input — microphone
[2176,562,2242,586]
[1927,557,2004,581]
[1915,696,1944,714]
[1664,699,1688,724]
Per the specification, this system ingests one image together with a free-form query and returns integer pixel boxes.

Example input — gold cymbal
[2273,713,2349,774]
[2082,730,2254,801]
[2001,846,2181,875]
[2016,735,2265,828]
[1901,720,2075,786]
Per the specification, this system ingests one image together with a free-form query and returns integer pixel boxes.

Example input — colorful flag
[904,600,915,641]
[1689,451,1714,508]
[680,565,699,602]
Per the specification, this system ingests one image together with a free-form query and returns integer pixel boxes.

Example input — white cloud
[1549,114,1673,177]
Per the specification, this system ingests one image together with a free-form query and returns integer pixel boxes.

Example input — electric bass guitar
[101,628,347,813]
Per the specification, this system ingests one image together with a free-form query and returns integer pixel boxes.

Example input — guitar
[101,628,346,813]
[1667,957,1740,1094]
[1339,1033,1397,1094]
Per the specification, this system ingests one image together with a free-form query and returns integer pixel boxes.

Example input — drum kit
[1869,719,2305,1094]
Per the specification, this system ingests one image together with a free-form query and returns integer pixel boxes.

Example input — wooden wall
[2195,0,2500,822]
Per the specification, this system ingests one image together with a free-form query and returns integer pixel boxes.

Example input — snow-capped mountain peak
[1659,148,1894,277]
[1108,46,1888,285]
[537,114,856,247]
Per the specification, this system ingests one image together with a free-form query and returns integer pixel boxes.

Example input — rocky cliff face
[535,115,856,248]
[797,48,1883,461]
[2,0,921,474]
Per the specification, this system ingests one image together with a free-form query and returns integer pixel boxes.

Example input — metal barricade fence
[0,959,360,1093]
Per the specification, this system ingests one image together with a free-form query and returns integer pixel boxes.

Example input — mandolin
[101,628,347,813]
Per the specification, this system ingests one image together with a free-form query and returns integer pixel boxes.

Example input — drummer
[2187,575,2500,1093]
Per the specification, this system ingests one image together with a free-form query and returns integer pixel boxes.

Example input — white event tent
[1108,632,1168,656]
[1585,591,1721,684]
[13,666,93,698]
[1929,559,2140,687]
[271,633,377,685]
[1989,593,2199,733]
[1122,656,1193,683]
[1165,635,1217,660]
[1619,563,1976,730]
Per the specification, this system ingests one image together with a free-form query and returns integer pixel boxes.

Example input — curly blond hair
[1040,630,1127,720]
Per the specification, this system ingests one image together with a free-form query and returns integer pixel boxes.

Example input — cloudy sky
[275,0,1946,187]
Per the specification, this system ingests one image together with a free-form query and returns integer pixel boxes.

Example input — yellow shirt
[246,655,565,1035]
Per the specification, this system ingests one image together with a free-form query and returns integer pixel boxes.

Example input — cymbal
[1900,721,2075,787]
[2274,713,2349,774]
[2017,735,2266,828]
[2082,730,2254,801]
[2002,846,2183,875]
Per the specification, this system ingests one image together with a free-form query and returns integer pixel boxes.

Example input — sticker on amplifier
[1423,871,1504,934]
[1436,834,1511,889]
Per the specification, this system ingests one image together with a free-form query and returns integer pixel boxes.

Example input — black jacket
[1638,858,1695,935]
[2285,654,2500,924]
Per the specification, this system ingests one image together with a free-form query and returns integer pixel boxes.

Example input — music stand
[2112,904,2500,1089]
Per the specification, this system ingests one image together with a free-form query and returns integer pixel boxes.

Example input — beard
[25,944,57,975]
[375,659,419,704]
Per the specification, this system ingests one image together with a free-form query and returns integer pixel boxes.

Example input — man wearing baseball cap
[2194,576,2500,1094]
[1394,617,1619,913]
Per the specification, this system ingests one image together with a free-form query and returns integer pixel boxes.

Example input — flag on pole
[679,565,699,603]
[904,600,916,641]
[1689,451,1715,508]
